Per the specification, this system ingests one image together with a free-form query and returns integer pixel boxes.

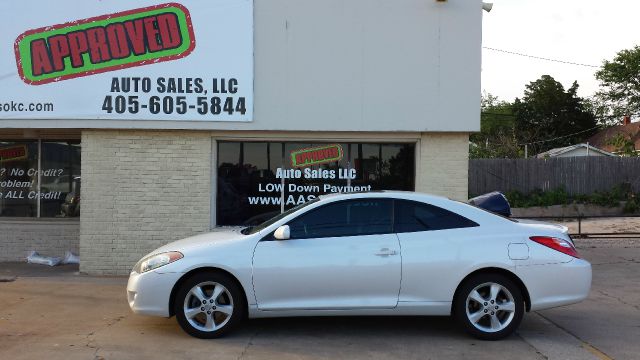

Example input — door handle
[375,248,398,256]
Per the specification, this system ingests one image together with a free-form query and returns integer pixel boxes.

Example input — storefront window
[217,141,415,226]
[0,140,80,218]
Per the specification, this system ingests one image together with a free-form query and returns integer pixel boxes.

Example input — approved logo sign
[14,3,195,85]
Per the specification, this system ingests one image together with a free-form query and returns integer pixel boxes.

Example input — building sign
[15,4,195,85]
[0,1,253,121]
[290,144,344,168]
[0,145,28,163]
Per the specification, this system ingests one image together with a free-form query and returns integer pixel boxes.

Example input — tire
[174,271,246,339]
[454,273,525,340]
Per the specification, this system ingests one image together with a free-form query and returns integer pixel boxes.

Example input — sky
[481,0,640,103]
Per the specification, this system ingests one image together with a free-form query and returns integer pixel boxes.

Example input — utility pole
[524,144,528,159]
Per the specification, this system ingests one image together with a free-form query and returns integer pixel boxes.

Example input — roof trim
[536,143,617,157]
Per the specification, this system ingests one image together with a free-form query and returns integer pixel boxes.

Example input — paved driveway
[0,238,637,360]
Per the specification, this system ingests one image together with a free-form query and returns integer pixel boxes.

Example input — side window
[288,199,393,239]
[395,200,479,233]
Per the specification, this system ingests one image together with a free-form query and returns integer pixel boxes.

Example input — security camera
[482,2,493,12]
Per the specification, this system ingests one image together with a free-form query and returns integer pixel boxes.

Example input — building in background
[0,0,483,274]
[589,117,640,155]
[536,143,616,158]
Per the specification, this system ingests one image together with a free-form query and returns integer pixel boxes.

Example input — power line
[518,125,601,146]
[483,47,600,68]
[483,112,515,117]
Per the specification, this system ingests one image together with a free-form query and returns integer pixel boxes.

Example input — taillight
[529,236,580,258]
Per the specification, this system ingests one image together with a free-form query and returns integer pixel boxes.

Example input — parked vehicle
[468,191,511,217]
[127,191,591,340]
[60,176,81,217]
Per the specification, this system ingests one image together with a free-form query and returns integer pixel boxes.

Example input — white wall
[249,0,482,132]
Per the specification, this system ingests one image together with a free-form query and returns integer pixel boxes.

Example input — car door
[252,198,401,310]
[394,200,486,303]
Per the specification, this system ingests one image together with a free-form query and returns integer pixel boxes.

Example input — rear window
[395,200,479,233]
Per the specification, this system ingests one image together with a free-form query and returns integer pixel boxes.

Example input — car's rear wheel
[174,272,245,338]
[454,273,524,340]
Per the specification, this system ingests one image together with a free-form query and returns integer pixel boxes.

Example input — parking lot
[1,236,638,360]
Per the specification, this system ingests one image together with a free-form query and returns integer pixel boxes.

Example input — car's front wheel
[174,272,245,338]
[454,273,524,340]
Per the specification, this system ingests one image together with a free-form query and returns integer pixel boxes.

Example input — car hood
[515,218,569,234]
[149,227,246,256]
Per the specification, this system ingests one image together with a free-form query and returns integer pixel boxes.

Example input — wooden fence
[469,157,640,196]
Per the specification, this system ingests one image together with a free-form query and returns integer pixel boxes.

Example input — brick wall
[416,133,469,201]
[80,131,211,275]
[0,219,79,262]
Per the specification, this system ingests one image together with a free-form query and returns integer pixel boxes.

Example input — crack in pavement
[515,333,549,360]
[84,315,126,359]
[597,290,640,312]
[237,326,261,360]
[592,260,640,266]
[535,312,614,360]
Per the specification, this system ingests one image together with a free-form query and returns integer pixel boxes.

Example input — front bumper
[127,270,184,317]
[516,258,592,311]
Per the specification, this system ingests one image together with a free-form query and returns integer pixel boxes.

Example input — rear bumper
[127,270,183,317]
[516,258,592,311]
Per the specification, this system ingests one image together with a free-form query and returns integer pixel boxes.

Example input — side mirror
[274,225,290,240]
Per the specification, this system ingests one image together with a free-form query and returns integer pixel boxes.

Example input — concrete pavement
[0,237,637,360]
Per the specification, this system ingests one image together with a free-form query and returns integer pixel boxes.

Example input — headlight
[133,251,183,273]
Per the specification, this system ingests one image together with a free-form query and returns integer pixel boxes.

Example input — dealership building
[0,0,482,275]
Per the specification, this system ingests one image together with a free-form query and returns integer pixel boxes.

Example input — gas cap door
[508,243,529,260]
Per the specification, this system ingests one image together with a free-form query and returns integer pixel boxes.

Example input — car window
[395,200,478,233]
[288,199,393,239]
[242,198,320,235]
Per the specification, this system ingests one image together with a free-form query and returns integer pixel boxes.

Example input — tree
[480,92,514,134]
[595,46,640,123]
[606,133,639,157]
[470,93,521,159]
[512,75,597,154]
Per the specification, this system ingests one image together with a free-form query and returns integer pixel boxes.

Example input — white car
[127,191,591,340]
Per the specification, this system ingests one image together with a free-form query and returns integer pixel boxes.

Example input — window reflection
[217,141,415,226]
[0,140,80,218]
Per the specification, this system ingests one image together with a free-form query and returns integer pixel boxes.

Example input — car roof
[318,190,450,202]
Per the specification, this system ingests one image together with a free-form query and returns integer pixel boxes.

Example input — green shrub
[503,183,638,211]
[623,195,639,213]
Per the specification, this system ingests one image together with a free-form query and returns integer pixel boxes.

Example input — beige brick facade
[77,130,469,275]
[416,133,469,201]
[0,219,79,262]
[79,131,212,275]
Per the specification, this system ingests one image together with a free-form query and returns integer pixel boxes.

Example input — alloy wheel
[465,282,516,333]
[183,281,234,332]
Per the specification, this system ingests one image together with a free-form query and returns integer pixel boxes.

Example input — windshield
[241,198,321,235]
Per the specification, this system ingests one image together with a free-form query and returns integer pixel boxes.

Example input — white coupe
[127,191,591,340]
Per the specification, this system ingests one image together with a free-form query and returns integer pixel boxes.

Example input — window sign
[0,142,38,217]
[217,142,415,226]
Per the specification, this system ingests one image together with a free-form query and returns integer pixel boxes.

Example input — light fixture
[482,2,494,12]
